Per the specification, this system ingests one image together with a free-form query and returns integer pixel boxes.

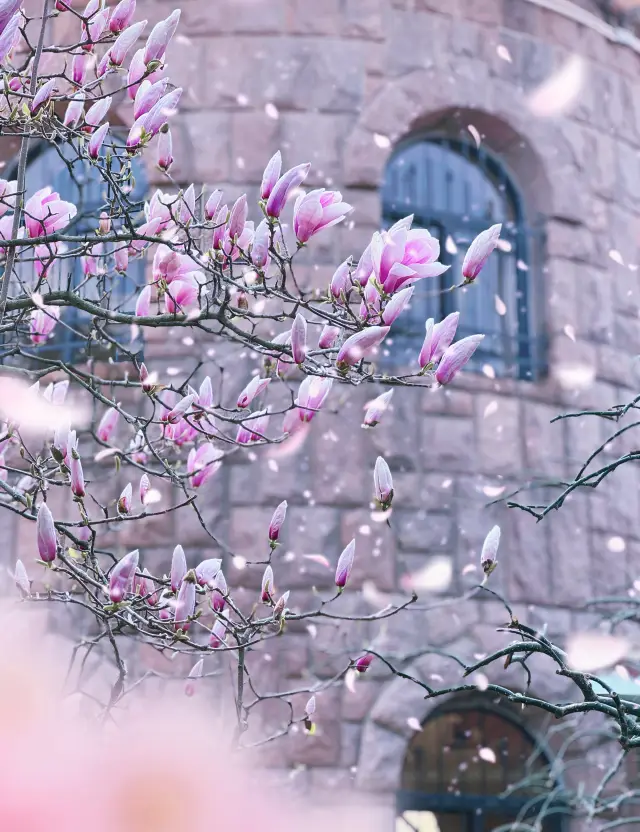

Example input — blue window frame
[382,136,545,381]
[12,136,148,364]
[396,704,567,832]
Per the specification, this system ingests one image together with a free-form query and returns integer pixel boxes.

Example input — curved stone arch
[355,653,576,795]
[343,68,576,223]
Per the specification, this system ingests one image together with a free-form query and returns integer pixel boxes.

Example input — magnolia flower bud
[363,390,393,428]
[88,121,109,160]
[373,456,393,509]
[462,224,502,282]
[210,569,227,613]
[355,653,373,673]
[98,211,111,235]
[228,194,248,242]
[304,694,316,732]
[268,500,287,544]
[261,564,274,603]
[336,326,389,369]
[260,151,281,201]
[70,449,85,498]
[205,189,223,222]
[318,325,341,350]
[36,503,57,563]
[174,569,196,631]
[330,259,351,299]
[139,474,150,504]
[157,127,173,172]
[109,549,139,604]
[335,539,355,590]
[166,393,195,424]
[171,544,187,592]
[109,0,136,34]
[114,244,128,274]
[237,376,270,409]
[435,335,485,385]
[273,589,290,620]
[96,406,119,443]
[209,613,227,648]
[481,525,500,576]
[195,557,221,588]
[135,285,151,317]
[290,313,308,365]
[117,483,132,515]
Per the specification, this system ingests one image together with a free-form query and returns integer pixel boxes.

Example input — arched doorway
[396,702,567,832]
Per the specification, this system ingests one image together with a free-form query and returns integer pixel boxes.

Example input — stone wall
[4,0,640,826]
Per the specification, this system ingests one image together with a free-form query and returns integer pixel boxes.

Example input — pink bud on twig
[109,549,139,603]
[36,502,57,563]
[335,539,355,590]
[268,500,287,544]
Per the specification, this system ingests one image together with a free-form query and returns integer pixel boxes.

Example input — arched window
[396,705,566,832]
[382,136,545,380]
[12,135,148,364]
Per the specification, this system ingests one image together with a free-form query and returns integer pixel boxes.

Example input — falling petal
[567,632,629,672]
[482,485,505,498]
[483,401,498,418]
[482,364,496,380]
[401,557,452,593]
[527,54,586,118]
[467,124,481,148]
[445,235,458,255]
[473,673,489,691]
[144,488,162,505]
[345,669,357,694]
[563,324,576,342]
[407,717,423,732]
[479,747,497,764]
[494,295,506,316]
[609,249,624,265]
[553,362,595,391]
[607,536,626,553]
[265,102,279,119]
[462,563,477,575]
[373,133,391,149]
[497,44,512,62]
[303,554,331,569]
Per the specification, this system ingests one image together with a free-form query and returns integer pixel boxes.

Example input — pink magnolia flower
[481,525,500,576]
[363,389,393,428]
[329,258,352,300]
[205,189,223,222]
[355,653,374,673]
[127,88,182,151]
[63,93,85,128]
[174,569,196,631]
[195,557,221,588]
[82,7,109,52]
[335,539,355,589]
[260,151,281,200]
[0,10,20,65]
[24,187,77,238]
[171,544,187,592]
[30,305,60,345]
[14,558,30,595]
[117,482,132,515]
[293,189,352,244]
[185,658,204,697]
[211,203,229,250]
[135,284,151,317]
[187,443,222,488]
[197,375,213,410]
[265,162,310,218]
[109,549,139,603]
[84,96,111,131]
[109,0,136,34]
[261,564,274,603]
[373,456,393,508]
[210,570,227,613]
[167,393,195,424]
[36,502,57,563]
[114,245,128,273]
[295,376,332,422]
[127,47,161,99]
[209,613,227,648]
[228,194,248,241]
[382,285,413,325]
[157,128,173,172]
[88,121,109,159]
[318,324,340,350]
[237,376,270,409]
[435,334,485,385]
[0,178,17,217]
[290,312,307,364]
[152,244,190,283]
[139,473,150,504]
[354,241,373,286]
[268,500,287,543]
[133,78,168,120]
[371,219,449,294]
[71,53,87,85]
[30,78,57,113]
[462,224,502,281]
[108,19,146,67]
[165,275,200,314]
[419,312,460,369]
[143,9,180,65]
[236,410,269,444]
[97,407,119,442]
[0,0,21,34]
[251,218,269,270]
[336,326,389,369]
[69,445,86,499]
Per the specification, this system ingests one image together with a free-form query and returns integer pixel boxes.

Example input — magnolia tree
[0,1,638,826]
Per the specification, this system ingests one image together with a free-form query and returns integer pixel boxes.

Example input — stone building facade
[3,0,640,829]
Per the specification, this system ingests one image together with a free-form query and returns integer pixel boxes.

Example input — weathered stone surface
[355,722,406,791]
